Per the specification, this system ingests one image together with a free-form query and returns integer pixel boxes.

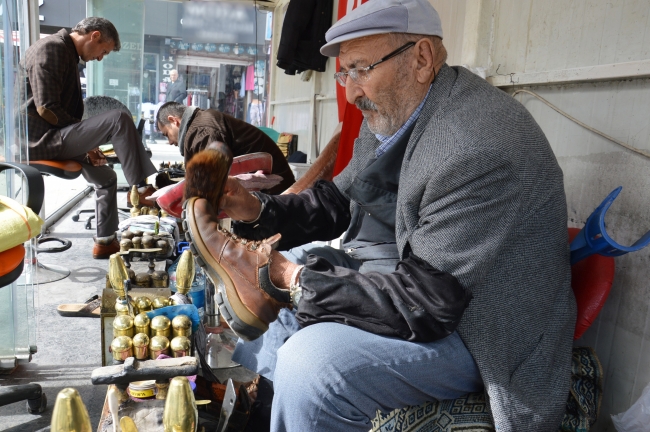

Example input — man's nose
[97,55,104,62]
[345,79,364,105]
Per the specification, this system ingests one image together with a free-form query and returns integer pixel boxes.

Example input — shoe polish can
[133,333,150,360]
[152,296,170,309]
[135,296,153,312]
[151,315,172,338]
[134,313,151,336]
[172,315,192,338]
[113,315,135,338]
[111,336,133,362]
[170,336,191,358]
[149,335,170,359]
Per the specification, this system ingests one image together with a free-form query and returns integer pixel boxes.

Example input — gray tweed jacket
[334,65,576,431]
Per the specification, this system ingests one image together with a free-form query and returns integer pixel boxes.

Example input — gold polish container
[151,315,172,338]
[170,336,191,358]
[133,333,150,360]
[113,315,135,338]
[175,250,195,297]
[134,313,151,336]
[111,336,133,362]
[115,297,137,316]
[135,272,152,288]
[149,335,170,359]
[172,315,192,338]
[152,296,170,309]
[152,270,169,288]
[163,377,197,432]
[51,388,92,432]
[120,239,133,252]
[136,296,153,312]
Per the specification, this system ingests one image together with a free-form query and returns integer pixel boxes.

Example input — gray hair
[72,17,121,52]
[157,102,187,126]
[388,33,447,71]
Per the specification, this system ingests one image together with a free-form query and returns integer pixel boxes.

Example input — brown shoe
[93,238,120,259]
[183,197,291,341]
[127,185,156,208]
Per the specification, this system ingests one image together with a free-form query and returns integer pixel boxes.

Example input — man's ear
[168,115,181,127]
[415,38,435,84]
[90,30,102,42]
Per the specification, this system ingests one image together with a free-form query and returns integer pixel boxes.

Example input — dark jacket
[166,78,187,104]
[183,109,295,194]
[276,0,333,75]
[20,29,83,160]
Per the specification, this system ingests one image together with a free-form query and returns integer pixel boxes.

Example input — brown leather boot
[182,197,292,341]
[93,238,120,259]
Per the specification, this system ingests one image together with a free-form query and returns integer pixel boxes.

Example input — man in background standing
[165,69,187,104]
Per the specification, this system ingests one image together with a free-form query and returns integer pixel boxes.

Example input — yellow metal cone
[163,376,198,432]
[175,250,195,296]
[50,388,92,432]
[109,253,129,298]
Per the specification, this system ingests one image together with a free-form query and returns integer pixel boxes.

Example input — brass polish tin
[132,333,150,360]
[172,315,192,338]
[151,270,169,288]
[113,315,135,338]
[170,336,191,358]
[149,335,170,359]
[152,296,170,309]
[111,336,133,362]
[134,313,151,336]
[151,315,172,338]
[135,296,153,312]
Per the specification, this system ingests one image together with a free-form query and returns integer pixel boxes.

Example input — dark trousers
[57,110,157,237]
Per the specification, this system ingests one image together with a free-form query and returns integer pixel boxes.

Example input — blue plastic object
[570,187,650,265]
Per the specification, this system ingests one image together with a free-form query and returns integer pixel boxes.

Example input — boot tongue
[263,233,282,250]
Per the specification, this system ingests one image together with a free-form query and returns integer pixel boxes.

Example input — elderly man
[165,69,187,104]
[21,17,157,258]
[156,101,295,194]
[182,0,576,430]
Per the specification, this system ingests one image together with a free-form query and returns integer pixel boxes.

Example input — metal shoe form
[570,187,650,265]
[183,197,273,341]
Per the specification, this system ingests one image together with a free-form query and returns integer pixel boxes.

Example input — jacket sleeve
[27,44,80,127]
[232,180,351,250]
[407,148,522,293]
[296,254,473,342]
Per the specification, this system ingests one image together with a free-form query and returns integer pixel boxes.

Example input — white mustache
[355,97,377,111]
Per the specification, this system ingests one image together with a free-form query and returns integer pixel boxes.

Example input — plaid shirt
[20,29,84,160]
[375,85,432,158]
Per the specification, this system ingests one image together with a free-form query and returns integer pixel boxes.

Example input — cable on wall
[512,89,650,160]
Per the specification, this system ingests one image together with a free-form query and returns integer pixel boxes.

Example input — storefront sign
[182,2,256,44]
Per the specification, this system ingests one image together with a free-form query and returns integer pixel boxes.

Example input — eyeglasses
[334,42,416,87]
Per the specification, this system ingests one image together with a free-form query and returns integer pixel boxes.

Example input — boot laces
[217,224,263,251]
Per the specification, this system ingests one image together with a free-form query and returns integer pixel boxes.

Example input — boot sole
[184,197,267,341]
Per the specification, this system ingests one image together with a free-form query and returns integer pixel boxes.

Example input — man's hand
[219,177,262,222]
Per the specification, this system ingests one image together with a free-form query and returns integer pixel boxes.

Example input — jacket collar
[178,107,200,157]
[402,64,457,164]
[59,29,80,64]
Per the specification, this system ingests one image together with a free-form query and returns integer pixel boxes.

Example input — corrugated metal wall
[268,0,650,429]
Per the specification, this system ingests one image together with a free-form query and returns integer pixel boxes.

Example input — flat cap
[321,0,443,57]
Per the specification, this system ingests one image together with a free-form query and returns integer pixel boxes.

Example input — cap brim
[320,28,395,57]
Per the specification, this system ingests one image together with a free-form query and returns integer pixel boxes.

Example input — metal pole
[44,186,94,230]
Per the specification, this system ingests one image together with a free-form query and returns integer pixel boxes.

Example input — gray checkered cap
[320,0,443,57]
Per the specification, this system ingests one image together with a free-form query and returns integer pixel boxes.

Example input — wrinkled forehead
[339,34,391,68]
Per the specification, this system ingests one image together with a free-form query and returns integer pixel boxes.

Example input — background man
[21,17,157,259]
[183,0,576,430]
[156,101,295,194]
[165,69,187,104]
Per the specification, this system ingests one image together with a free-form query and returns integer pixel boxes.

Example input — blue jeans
[232,244,483,432]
